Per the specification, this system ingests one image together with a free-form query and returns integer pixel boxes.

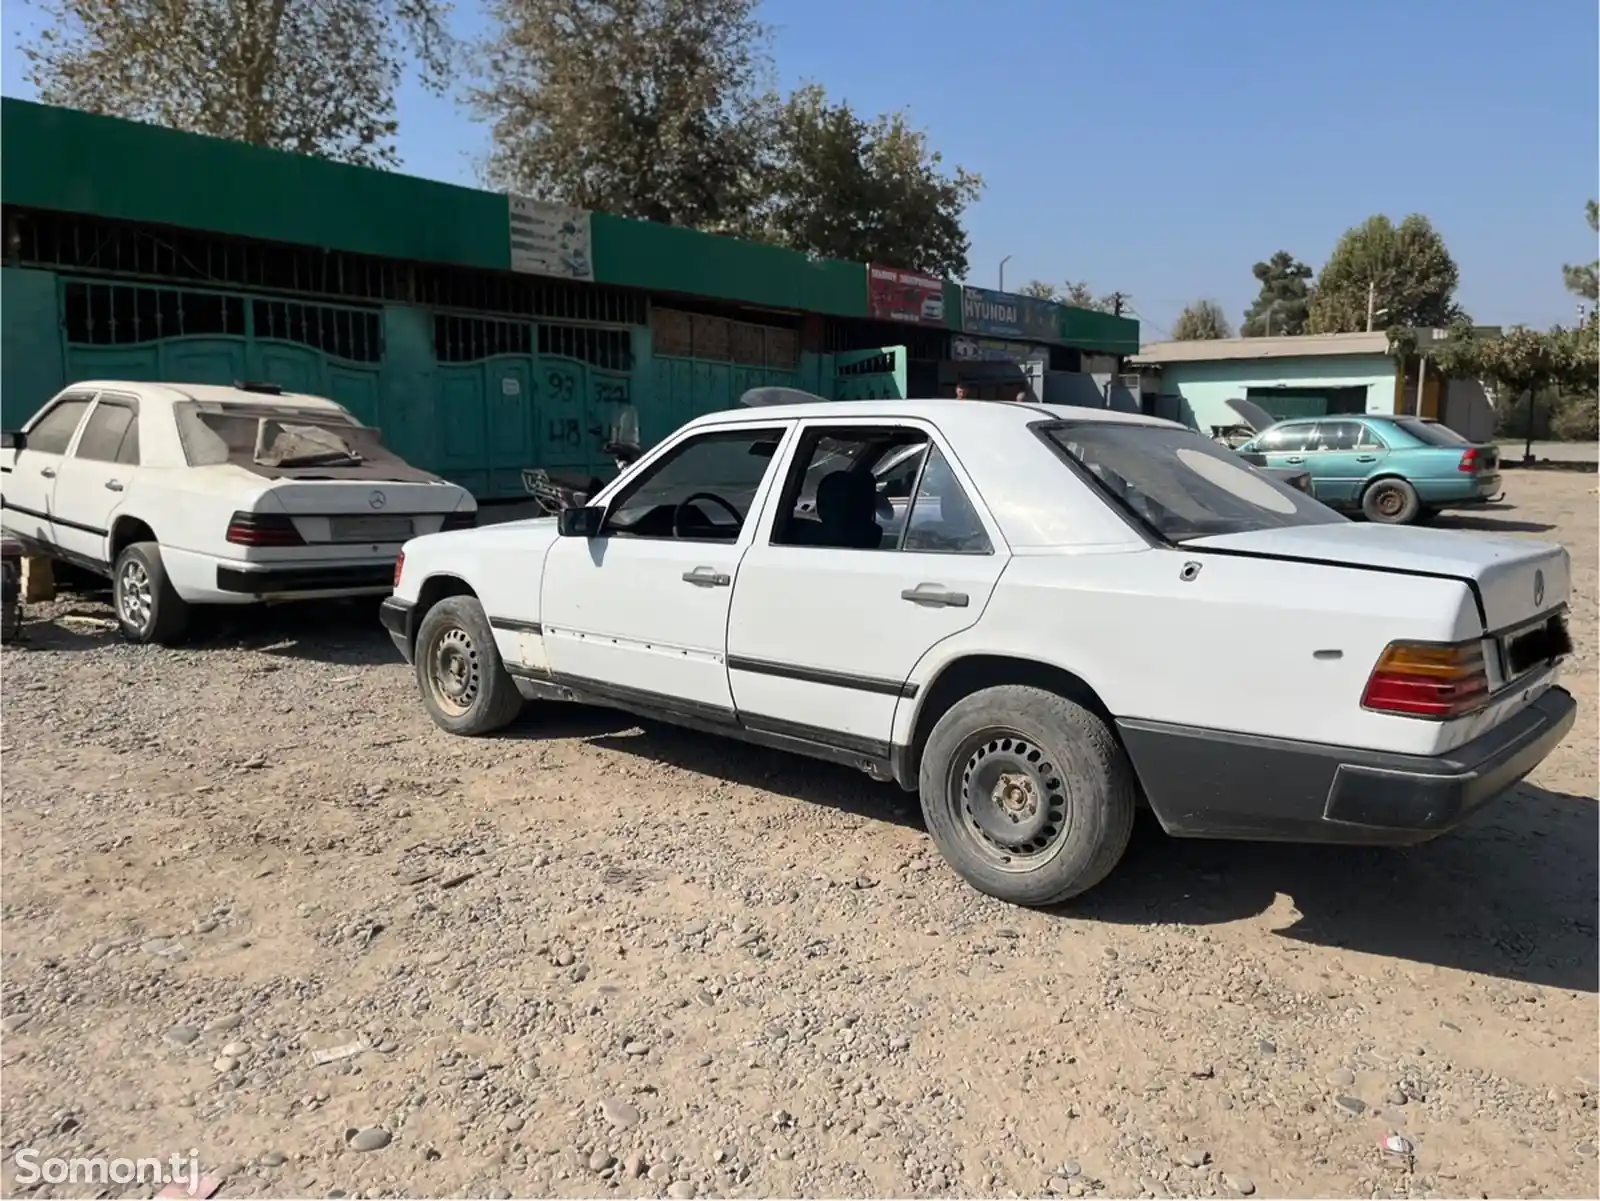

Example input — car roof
[687,397,1183,431]
[70,381,348,412]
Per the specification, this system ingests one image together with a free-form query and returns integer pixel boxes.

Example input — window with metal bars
[651,308,800,369]
[434,314,533,362]
[64,281,246,344]
[6,206,647,326]
[253,300,383,362]
[538,323,632,371]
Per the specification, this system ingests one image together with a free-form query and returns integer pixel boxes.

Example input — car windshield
[1393,418,1471,446]
[1040,421,1346,542]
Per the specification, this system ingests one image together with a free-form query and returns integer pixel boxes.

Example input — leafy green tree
[1017,280,1059,300]
[22,0,451,167]
[1562,199,1598,302]
[743,84,982,278]
[1240,251,1312,337]
[1307,214,1463,333]
[473,0,770,230]
[1171,298,1233,341]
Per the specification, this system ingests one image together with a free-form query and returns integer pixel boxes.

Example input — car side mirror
[1,431,25,451]
[557,505,604,538]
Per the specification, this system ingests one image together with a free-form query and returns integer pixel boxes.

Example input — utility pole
[1365,280,1377,332]
[1108,291,1128,317]
[998,255,1012,292]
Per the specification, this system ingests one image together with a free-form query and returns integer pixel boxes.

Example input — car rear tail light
[225,511,305,547]
[440,510,477,532]
[393,551,405,589]
[1362,640,1490,719]
[1458,448,1480,472]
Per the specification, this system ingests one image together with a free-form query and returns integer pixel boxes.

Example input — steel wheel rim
[427,626,480,716]
[117,560,153,633]
[947,729,1070,872]
[1374,486,1405,517]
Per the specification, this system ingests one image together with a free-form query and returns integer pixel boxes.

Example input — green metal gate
[833,346,908,400]
[59,279,383,423]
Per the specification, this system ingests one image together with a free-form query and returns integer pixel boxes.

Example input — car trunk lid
[1184,524,1570,634]
[261,480,470,546]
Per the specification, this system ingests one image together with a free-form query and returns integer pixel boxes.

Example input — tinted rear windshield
[1393,418,1471,446]
[1040,421,1345,542]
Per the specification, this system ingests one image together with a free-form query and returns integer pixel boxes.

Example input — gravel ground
[2,475,1596,1200]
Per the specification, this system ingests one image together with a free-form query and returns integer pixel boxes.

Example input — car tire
[414,594,523,736]
[113,541,191,645]
[1361,478,1421,525]
[918,684,1138,907]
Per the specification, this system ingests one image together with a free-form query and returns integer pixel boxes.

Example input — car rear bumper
[380,597,415,662]
[1117,686,1577,845]
[215,562,396,596]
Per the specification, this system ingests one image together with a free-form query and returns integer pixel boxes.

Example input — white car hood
[1186,524,1571,633]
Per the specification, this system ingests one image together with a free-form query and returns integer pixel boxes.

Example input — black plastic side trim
[489,616,543,635]
[739,712,890,760]
[727,654,917,698]
[0,498,107,538]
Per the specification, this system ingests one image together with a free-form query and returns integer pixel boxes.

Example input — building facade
[1130,332,1496,441]
[0,99,1138,500]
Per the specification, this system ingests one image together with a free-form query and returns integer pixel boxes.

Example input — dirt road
[2,476,1596,1199]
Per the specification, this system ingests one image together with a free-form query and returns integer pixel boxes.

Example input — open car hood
[1224,397,1278,433]
[739,386,827,408]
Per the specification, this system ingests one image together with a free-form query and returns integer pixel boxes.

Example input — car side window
[25,397,92,456]
[1255,424,1312,453]
[74,402,139,463]
[602,427,784,542]
[1312,421,1360,451]
[772,427,931,550]
[903,444,993,554]
[1354,423,1385,450]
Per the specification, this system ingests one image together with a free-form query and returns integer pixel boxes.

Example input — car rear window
[1393,418,1471,446]
[175,402,402,467]
[1039,421,1346,542]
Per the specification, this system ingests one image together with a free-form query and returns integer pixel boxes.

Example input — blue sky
[3,0,1596,339]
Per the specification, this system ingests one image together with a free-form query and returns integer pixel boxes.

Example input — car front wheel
[414,595,524,736]
[918,684,1137,907]
[113,542,190,645]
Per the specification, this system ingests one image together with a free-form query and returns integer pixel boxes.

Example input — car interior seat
[815,470,884,549]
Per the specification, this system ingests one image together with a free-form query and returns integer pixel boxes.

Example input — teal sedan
[1231,403,1503,525]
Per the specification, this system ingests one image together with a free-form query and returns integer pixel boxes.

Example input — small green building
[0,98,1138,499]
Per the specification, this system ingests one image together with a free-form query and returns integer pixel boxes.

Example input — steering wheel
[672,492,743,538]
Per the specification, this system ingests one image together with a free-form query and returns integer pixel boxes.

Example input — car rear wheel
[1362,478,1421,524]
[113,542,190,645]
[414,595,523,736]
[918,685,1137,907]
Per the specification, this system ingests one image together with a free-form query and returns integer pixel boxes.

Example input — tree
[1562,199,1598,302]
[743,84,981,278]
[472,0,770,230]
[1394,319,1597,458]
[22,0,451,167]
[1240,251,1312,337]
[1017,280,1059,300]
[1171,299,1233,341]
[1307,214,1463,334]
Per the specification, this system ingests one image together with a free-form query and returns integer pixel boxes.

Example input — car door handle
[1355,454,1377,462]
[40,467,55,478]
[682,566,731,587]
[901,582,969,608]
[104,479,124,492]
[1284,456,1305,464]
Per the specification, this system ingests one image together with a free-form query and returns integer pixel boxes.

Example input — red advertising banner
[867,263,947,325]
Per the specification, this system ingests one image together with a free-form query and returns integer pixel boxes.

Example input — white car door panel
[50,394,142,567]
[2,393,95,550]
[728,422,1008,746]
[539,423,794,715]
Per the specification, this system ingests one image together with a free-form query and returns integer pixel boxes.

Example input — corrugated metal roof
[1130,332,1393,366]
